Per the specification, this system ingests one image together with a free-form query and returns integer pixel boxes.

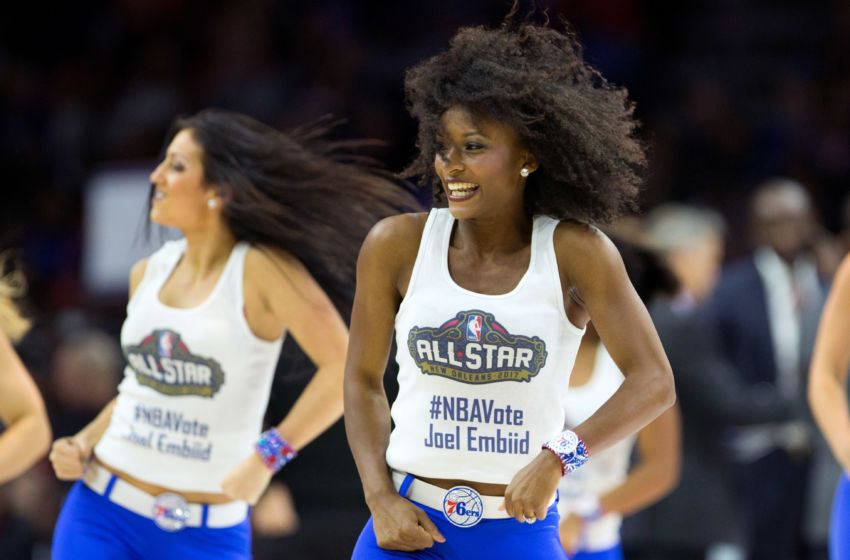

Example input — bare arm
[343,214,445,551]
[597,405,681,516]
[343,219,404,504]
[660,305,793,426]
[503,225,675,523]
[809,255,850,472]
[0,329,52,483]
[49,398,118,480]
[559,404,680,554]
[221,246,350,504]
[49,257,149,480]
[253,248,350,451]
[561,225,676,453]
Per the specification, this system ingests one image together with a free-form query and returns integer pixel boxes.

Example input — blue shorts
[831,473,850,560]
[569,543,623,560]
[52,481,251,560]
[351,496,566,559]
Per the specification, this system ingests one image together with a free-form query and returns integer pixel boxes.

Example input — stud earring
[520,167,530,178]
[207,199,217,209]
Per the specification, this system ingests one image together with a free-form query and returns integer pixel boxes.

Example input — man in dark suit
[623,204,796,560]
[707,179,827,560]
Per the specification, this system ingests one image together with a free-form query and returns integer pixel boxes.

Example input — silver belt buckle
[152,493,191,531]
[441,486,483,528]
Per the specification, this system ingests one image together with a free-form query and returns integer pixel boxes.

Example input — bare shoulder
[359,212,429,296]
[242,246,322,333]
[244,245,309,288]
[361,212,428,258]
[128,257,150,298]
[552,220,622,277]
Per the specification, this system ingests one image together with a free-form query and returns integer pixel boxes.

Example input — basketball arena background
[1,1,849,559]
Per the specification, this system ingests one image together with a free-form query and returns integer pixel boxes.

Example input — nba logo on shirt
[466,315,482,341]
[157,332,173,359]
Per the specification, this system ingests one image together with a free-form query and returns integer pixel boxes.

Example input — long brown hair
[150,109,421,314]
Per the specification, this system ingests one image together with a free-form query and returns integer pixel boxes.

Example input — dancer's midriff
[93,456,236,504]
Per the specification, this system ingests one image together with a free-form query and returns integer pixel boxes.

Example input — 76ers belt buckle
[442,486,483,528]
[152,493,191,531]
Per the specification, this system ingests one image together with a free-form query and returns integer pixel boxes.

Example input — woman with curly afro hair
[344,10,675,560]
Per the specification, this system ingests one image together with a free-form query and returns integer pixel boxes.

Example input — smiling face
[148,128,219,230]
[434,106,537,221]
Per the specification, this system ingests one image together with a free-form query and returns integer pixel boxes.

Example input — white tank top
[558,344,635,551]
[386,208,585,484]
[96,239,284,493]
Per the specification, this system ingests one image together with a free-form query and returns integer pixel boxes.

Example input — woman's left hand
[221,452,274,505]
[501,450,563,523]
[559,513,584,555]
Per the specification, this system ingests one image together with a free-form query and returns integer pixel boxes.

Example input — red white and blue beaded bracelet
[542,429,589,476]
[255,427,297,473]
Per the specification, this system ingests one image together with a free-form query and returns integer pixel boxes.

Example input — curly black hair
[402,14,645,224]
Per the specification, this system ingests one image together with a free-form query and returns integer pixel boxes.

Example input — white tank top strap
[219,242,252,326]
[154,239,187,275]
[531,215,559,286]
[128,239,186,313]
[415,209,559,301]
[216,242,247,293]
[400,210,446,311]
[535,215,579,332]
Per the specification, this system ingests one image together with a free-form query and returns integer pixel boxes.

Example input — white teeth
[153,191,165,200]
[447,182,478,193]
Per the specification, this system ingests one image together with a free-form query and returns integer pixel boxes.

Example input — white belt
[391,471,556,520]
[83,461,248,529]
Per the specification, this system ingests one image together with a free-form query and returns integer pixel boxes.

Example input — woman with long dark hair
[48,108,417,559]
[344,10,676,560]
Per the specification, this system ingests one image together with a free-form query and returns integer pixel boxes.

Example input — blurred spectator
[3,468,62,560]
[706,180,829,560]
[623,204,797,560]
[48,327,121,440]
[0,482,38,559]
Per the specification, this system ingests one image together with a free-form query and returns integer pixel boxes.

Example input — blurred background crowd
[1,0,849,559]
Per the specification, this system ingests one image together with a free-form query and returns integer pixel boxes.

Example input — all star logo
[407,310,547,384]
[124,329,225,397]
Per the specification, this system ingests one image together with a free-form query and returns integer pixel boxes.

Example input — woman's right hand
[370,493,445,551]
[49,436,92,480]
